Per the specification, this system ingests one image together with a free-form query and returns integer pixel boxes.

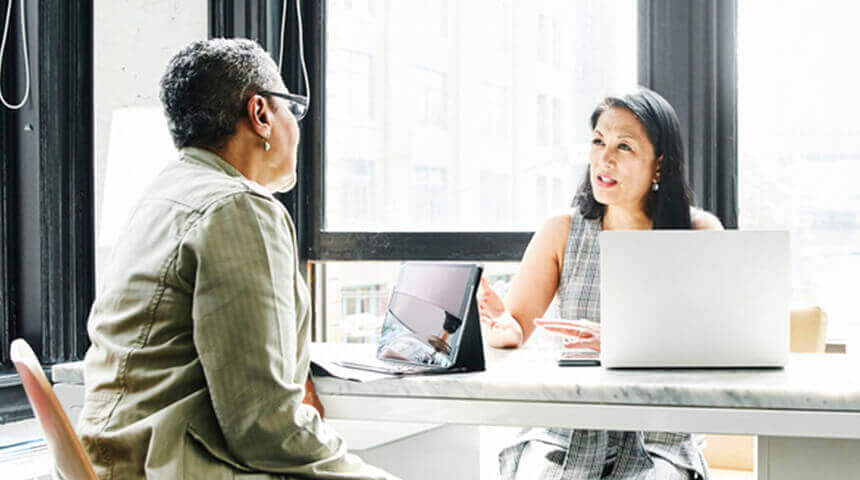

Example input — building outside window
[739,0,860,344]
[323,0,638,339]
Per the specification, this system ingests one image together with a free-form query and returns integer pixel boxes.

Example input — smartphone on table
[557,348,600,366]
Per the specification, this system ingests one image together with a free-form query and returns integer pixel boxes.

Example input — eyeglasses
[258,90,309,121]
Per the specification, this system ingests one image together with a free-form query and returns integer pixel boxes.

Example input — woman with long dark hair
[479,88,721,479]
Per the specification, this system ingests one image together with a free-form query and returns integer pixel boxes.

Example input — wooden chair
[10,338,98,480]
[703,306,829,479]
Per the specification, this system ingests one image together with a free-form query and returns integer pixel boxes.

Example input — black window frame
[0,0,94,423]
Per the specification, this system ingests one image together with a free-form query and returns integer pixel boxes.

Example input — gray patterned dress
[499,211,709,480]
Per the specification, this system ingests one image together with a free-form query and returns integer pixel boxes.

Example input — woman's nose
[597,148,615,168]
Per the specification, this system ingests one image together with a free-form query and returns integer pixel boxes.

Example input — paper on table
[310,359,393,383]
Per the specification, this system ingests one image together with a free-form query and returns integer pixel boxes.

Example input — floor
[0,419,52,479]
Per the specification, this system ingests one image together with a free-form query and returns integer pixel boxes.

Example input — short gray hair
[159,38,283,150]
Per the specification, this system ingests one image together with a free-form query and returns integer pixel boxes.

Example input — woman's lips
[595,175,618,188]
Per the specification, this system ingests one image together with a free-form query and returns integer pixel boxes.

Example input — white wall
[93,0,207,285]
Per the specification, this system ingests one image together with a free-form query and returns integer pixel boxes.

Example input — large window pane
[93,1,207,286]
[325,0,638,231]
[739,1,860,342]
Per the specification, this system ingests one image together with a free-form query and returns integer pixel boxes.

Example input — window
[552,19,562,68]
[339,283,387,343]
[484,0,512,55]
[318,0,638,336]
[335,0,377,17]
[536,94,548,145]
[537,14,549,64]
[480,172,510,226]
[538,96,564,148]
[536,176,548,218]
[436,0,449,36]
[415,67,448,130]
[552,177,564,211]
[739,1,860,342]
[552,97,563,147]
[328,50,375,121]
[323,263,399,344]
[482,83,511,141]
[330,159,375,227]
[411,166,449,222]
[323,0,637,233]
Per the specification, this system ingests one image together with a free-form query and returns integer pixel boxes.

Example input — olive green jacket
[78,147,393,480]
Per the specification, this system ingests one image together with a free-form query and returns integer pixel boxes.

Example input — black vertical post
[36,0,95,363]
[0,0,21,368]
[639,0,738,228]
[0,0,94,424]
[275,0,325,265]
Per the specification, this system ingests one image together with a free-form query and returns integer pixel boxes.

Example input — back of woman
[77,39,394,480]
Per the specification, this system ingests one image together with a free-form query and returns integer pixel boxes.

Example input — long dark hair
[573,88,693,229]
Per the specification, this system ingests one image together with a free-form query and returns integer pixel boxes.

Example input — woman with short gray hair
[77,38,395,479]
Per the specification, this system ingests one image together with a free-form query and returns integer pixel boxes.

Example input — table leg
[757,436,860,480]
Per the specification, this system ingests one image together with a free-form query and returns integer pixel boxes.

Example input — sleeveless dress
[499,211,709,480]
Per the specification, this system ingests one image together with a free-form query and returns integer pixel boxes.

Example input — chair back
[790,306,828,353]
[10,339,98,480]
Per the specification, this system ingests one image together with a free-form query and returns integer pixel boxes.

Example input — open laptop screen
[376,263,477,368]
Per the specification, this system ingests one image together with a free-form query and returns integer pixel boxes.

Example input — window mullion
[638,0,738,228]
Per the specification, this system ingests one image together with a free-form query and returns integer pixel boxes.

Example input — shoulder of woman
[532,209,576,262]
[690,207,724,230]
[191,190,289,240]
[540,209,576,238]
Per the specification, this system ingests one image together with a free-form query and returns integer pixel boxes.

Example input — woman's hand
[478,277,524,348]
[534,318,601,352]
[478,277,506,320]
[303,377,325,419]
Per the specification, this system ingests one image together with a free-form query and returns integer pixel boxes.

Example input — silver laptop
[600,231,790,369]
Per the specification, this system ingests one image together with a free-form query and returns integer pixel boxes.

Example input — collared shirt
[78,147,392,479]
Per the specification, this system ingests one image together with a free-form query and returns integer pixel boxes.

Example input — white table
[311,342,860,480]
